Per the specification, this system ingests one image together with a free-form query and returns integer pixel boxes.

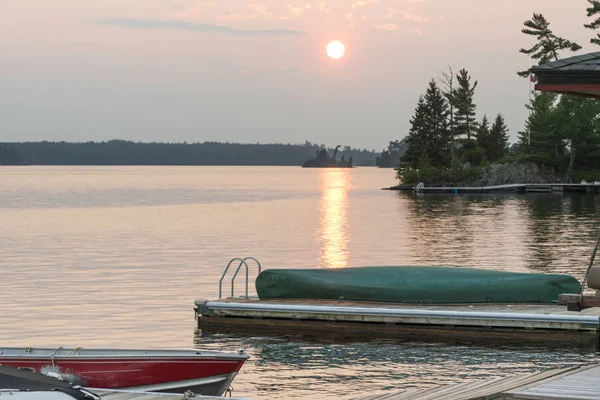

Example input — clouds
[352,0,378,9]
[216,3,275,21]
[384,8,428,22]
[163,0,430,33]
[374,23,423,34]
[96,18,305,35]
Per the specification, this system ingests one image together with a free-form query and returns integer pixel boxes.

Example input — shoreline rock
[384,162,562,190]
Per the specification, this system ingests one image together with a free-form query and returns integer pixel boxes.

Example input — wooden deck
[195,298,600,347]
[354,363,600,400]
[387,183,600,194]
[91,388,249,399]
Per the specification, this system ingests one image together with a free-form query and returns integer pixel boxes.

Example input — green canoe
[255,266,581,304]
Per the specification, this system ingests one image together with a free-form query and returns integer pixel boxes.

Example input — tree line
[517,3,600,182]
[0,140,378,166]
[393,68,510,184]
[378,0,600,185]
[0,143,25,165]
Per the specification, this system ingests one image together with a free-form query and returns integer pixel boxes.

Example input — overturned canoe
[255,266,581,304]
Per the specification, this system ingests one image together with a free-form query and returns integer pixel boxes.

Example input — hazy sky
[0,0,592,149]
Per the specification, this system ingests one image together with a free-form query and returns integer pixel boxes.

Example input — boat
[0,347,248,396]
[0,365,100,400]
[255,266,582,304]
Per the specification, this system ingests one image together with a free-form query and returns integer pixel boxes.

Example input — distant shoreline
[2,140,379,167]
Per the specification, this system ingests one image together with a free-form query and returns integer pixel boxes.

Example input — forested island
[302,146,353,168]
[0,141,378,166]
[377,2,600,186]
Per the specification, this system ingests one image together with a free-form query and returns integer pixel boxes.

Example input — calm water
[1,166,599,399]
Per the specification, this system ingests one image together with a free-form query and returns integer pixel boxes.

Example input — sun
[326,41,346,60]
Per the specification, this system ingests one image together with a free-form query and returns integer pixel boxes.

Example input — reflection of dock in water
[387,183,600,194]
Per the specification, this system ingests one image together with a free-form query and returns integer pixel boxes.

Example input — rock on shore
[385,162,561,190]
[478,162,559,186]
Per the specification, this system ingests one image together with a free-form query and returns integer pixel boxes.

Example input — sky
[0,0,594,150]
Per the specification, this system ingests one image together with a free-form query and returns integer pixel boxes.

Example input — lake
[1,166,598,399]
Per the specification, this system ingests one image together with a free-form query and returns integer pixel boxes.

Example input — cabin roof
[531,52,600,99]
[531,52,600,73]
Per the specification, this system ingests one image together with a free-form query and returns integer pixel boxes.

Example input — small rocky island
[302,145,353,168]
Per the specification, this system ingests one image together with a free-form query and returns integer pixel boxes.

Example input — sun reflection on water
[318,168,352,268]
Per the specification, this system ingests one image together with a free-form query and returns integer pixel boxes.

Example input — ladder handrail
[219,258,247,299]
[243,257,262,275]
[231,257,262,298]
[219,257,263,299]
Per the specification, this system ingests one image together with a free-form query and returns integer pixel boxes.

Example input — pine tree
[488,114,510,161]
[423,79,451,168]
[518,13,581,77]
[585,0,600,46]
[400,96,429,169]
[554,96,600,180]
[518,92,565,169]
[439,66,457,159]
[476,115,490,155]
[400,80,451,170]
[453,69,478,141]
[376,139,407,168]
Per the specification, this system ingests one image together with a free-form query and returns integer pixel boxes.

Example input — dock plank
[203,298,600,317]
[354,366,585,400]
[504,364,600,399]
[404,183,600,194]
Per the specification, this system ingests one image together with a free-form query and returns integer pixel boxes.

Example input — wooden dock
[386,183,600,194]
[91,388,249,399]
[195,298,600,348]
[354,363,600,400]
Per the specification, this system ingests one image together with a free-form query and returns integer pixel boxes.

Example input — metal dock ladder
[218,257,262,299]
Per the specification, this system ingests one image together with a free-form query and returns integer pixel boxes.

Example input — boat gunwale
[0,347,248,361]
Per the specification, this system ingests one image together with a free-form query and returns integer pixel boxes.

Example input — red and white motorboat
[0,347,248,397]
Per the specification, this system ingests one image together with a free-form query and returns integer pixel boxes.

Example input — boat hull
[0,348,247,397]
[255,266,582,304]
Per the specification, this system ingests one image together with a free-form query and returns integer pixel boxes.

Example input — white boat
[0,365,99,400]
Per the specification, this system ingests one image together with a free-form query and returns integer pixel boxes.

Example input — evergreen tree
[585,0,600,46]
[376,139,407,168]
[518,92,565,169]
[400,96,429,169]
[423,79,451,168]
[439,66,457,159]
[453,69,478,141]
[488,114,510,161]
[554,96,600,180]
[476,115,490,152]
[517,12,586,177]
[400,80,451,169]
[518,13,581,77]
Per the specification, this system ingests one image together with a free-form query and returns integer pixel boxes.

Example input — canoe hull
[255,266,582,304]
